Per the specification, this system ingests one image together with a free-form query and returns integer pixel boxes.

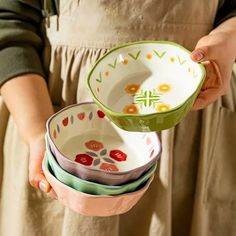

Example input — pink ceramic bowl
[42,156,154,216]
[46,102,161,185]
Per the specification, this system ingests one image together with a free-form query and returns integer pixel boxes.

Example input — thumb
[190,35,219,62]
[28,138,51,193]
[29,166,51,193]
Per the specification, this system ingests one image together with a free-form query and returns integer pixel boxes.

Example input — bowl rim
[43,155,155,199]
[46,102,162,175]
[87,40,206,117]
[45,150,157,190]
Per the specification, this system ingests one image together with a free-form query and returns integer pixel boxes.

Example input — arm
[1,74,53,144]
[1,75,54,193]
[0,0,54,195]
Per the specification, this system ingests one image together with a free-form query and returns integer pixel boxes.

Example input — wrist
[21,119,48,146]
[210,17,236,38]
[28,131,46,149]
[209,27,236,60]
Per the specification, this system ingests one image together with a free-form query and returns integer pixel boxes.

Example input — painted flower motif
[97,110,105,118]
[105,71,109,77]
[62,117,69,126]
[85,140,104,151]
[77,112,85,120]
[125,84,141,94]
[75,154,93,166]
[122,59,128,65]
[123,104,139,114]
[146,137,152,145]
[158,84,171,92]
[146,53,152,60]
[99,163,119,172]
[53,130,57,139]
[109,150,127,162]
[156,104,170,112]
[150,149,155,158]
[77,140,128,170]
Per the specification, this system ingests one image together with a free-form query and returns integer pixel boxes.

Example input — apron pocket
[205,106,236,205]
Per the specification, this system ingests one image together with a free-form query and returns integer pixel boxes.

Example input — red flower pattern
[99,163,119,171]
[97,110,105,118]
[75,154,93,166]
[77,112,85,120]
[109,150,127,162]
[62,117,69,126]
[85,140,104,151]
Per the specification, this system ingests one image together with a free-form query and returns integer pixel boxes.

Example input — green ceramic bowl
[46,149,157,196]
[87,41,206,131]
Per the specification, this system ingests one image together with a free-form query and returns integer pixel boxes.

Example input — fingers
[191,60,225,110]
[190,37,223,109]
[29,169,57,199]
[29,156,57,199]
[192,88,220,110]
[28,136,52,193]
[29,167,51,193]
[202,61,222,88]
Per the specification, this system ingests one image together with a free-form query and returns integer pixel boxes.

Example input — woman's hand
[29,133,57,198]
[191,17,236,110]
[1,74,56,198]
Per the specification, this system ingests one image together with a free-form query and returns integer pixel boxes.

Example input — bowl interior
[88,41,205,115]
[45,150,157,190]
[47,103,161,173]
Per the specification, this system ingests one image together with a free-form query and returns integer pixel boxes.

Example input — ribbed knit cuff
[0,45,45,88]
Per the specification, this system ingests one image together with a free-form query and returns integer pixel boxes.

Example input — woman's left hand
[191,17,236,110]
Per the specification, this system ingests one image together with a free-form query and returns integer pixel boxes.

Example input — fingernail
[39,181,47,192]
[191,50,204,62]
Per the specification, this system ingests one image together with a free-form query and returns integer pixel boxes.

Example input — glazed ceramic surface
[42,156,154,216]
[46,102,161,185]
[87,41,206,131]
[45,150,157,196]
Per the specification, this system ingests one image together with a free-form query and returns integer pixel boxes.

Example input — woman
[0,0,236,235]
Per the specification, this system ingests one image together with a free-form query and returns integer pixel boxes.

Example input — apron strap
[42,0,58,27]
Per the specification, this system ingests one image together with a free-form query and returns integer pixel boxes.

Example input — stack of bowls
[43,40,205,216]
[44,102,161,216]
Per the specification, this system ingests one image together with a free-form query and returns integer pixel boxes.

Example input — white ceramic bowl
[46,102,161,185]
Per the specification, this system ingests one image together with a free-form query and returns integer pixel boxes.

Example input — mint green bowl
[46,148,157,196]
[87,41,206,131]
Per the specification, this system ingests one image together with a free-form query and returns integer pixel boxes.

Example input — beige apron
[1,0,236,235]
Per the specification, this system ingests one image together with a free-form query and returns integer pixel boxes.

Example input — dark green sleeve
[214,0,236,27]
[0,0,45,87]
